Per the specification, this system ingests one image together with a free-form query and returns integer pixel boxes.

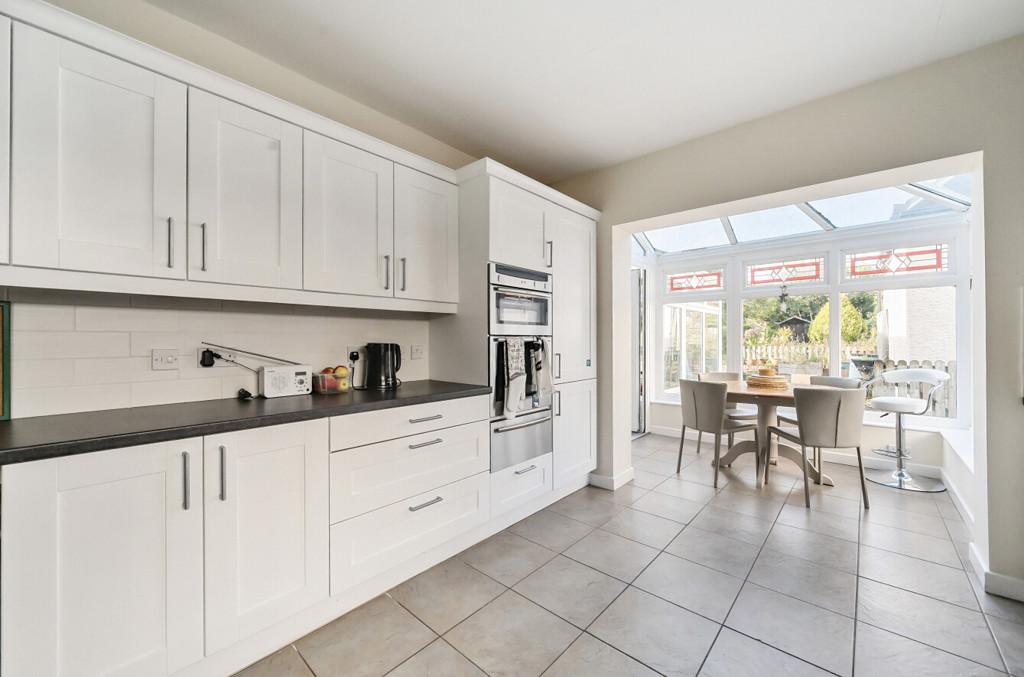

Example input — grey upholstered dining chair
[777,375,861,474]
[768,387,869,508]
[698,371,756,450]
[679,379,759,488]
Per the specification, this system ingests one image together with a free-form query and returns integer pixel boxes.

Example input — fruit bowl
[313,367,349,394]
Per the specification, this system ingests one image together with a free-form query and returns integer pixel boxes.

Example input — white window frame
[654,215,971,429]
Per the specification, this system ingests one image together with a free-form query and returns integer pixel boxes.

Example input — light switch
[152,348,179,371]
[410,344,425,360]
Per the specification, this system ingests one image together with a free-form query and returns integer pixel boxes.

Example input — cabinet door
[304,131,394,296]
[553,378,597,488]
[394,165,459,302]
[203,420,329,654]
[188,89,302,288]
[11,23,186,277]
[548,207,596,382]
[1,440,204,677]
[489,178,547,271]
[0,17,10,264]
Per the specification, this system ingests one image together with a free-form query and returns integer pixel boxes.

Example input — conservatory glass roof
[639,174,972,254]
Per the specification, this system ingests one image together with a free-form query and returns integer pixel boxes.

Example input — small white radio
[258,365,313,398]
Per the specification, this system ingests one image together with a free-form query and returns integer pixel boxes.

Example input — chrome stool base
[865,467,946,493]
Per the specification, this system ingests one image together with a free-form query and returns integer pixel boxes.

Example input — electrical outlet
[152,349,179,371]
[197,347,237,368]
[410,344,425,360]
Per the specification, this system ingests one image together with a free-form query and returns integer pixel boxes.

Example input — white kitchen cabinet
[0,17,10,264]
[395,165,459,303]
[489,177,548,271]
[203,420,329,654]
[304,130,395,296]
[547,205,596,383]
[1,439,204,677]
[490,452,553,517]
[553,378,597,488]
[188,88,302,289]
[10,23,187,277]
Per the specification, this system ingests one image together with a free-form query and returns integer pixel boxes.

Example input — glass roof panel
[916,174,972,203]
[631,235,646,257]
[809,187,916,228]
[728,205,820,242]
[643,218,729,253]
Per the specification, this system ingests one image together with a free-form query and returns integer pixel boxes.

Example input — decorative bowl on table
[747,374,789,389]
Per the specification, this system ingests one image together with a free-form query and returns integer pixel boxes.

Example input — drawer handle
[515,464,538,475]
[494,416,551,433]
[409,414,443,424]
[409,438,443,450]
[218,445,227,501]
[408,496,443,512]
[181,451,190,510]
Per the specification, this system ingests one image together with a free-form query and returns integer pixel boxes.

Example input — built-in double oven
[488,263,554,472]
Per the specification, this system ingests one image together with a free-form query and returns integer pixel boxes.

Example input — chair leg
[753,428,761,483]
[677,426,687,474]
[856,445,870,509]
[713,434,721,489]
[696,431,702,454]
[800,444,811,508]
[764,431,771,485]
[728,432,734,448]
[814,447,822,485]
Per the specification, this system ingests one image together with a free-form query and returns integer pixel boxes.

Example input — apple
[333,365,349,376]
[320,367,334,375]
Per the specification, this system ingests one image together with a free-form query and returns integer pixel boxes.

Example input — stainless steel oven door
[489,285,552,336]
[490,409,553,473]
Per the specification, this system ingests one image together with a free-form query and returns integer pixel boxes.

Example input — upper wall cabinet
[188,89,302,289]
[489,178,548,272]
[11,24,187,277]
[0,18,10,265]
[304,131,395,296]
[546,206,596,383]
[395,166,459,303]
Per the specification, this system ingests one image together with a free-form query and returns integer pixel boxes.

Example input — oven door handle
[494,415,552,434]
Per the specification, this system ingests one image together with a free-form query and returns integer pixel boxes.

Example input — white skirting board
[172,473,591,677]
[588,466,635,491]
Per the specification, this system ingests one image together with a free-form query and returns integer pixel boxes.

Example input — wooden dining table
[715,380,834,489]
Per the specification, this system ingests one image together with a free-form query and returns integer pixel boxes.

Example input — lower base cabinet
[553,378,597,488]
[491,452,553,517]
[1,438,205,677]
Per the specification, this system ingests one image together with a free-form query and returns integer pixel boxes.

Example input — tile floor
[236,434,1024,677]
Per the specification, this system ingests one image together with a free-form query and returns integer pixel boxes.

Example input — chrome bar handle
[555,390,563,416]
[400,257,407,291]
[200,223,208,272]
[408,496,443,512]
[383,255,391,290]
[181,451,190,510]
[556,353,563,379]
[409,413,443,424]
[494,416,552,434]
[167,217,174,268]
[515,464,538,475]
[409,438,443,450]
[218,445,227,501]
[546,240,553,268]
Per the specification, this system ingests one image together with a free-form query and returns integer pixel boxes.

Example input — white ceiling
[144,0,1024,183]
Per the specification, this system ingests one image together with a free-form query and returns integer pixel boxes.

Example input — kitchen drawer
[490,453,553,518]
[330,472,490,594]
[330,395,489,450]
[330,420,489,523]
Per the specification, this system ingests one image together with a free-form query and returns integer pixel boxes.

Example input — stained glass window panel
[845,244,950,279]
[746,257,825,287]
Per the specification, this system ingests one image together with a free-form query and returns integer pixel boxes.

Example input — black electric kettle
[364,343,402,390]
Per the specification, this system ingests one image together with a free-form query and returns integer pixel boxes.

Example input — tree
[808,296,868,343]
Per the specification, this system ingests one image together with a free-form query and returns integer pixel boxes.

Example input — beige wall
[556,37,1024,583]
[46,0,475,170]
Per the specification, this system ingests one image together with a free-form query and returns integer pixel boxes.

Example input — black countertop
[0,380,490,466]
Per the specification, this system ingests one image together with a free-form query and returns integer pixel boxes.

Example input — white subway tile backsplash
[9,292,431,417]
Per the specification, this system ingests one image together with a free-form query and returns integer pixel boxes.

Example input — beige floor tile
[234,645,313,677]
[763,522,859,574]
[629,469,669,489]
[564,529,660,582]
[858,545,978,610]
[629,490,705,524]
[590,587,718,677]
[707,489,785,521]
[445,591,580,677]
[387,639,485,677]
[605,483,652,506]
[544,633,659,676]
[857,578,1004,671]
[860,521,962,568]
[699,627,832,677]
[513,555,625,628]
[390,558,505,633]
[854,622,1004,677]
[689,505,773,546]
[665,525,761,578]
[295,595,435,677]
[547,491,626,526]
[867,488,942,516]
[989,616,1024,676]
[633,552,743,622]
[784,490,862,519]
[776,503,861,542]
[633,455,688,477]
[459,531,557,586]
[748,548,857,617]
[651,476,718,503]
[599,507,685,549]
[863,503,950,538]
[726,583,854,677]
[509,509,594,551]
